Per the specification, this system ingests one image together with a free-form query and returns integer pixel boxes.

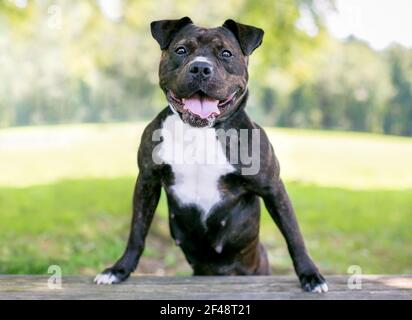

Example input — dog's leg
[262,179,328,293]
[94,173,161,284]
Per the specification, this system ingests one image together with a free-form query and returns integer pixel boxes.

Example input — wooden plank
[0,275,411,300]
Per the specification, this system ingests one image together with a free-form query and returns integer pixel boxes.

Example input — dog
[94,17,327,293]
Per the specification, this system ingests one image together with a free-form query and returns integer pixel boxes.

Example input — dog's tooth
[215,243,223,254]
[221,220,226,227]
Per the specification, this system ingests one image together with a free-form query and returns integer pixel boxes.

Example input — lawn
[0,123,411,276]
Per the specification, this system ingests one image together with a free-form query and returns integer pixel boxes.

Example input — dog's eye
[175,46,187,55]
[221,50,233,58]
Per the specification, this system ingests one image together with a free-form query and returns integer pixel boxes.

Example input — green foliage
[274,38,394,132]
[0,0,411,136]
[0,0,331,125]
[383,45,412,136]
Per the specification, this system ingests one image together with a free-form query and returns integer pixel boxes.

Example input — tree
[281,37,393,133]
[383,45,412,136]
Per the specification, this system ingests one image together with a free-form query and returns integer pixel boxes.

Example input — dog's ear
[150,17,193,50]
[222,19,264,55]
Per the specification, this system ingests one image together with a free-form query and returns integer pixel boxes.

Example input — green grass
[1,123,412,188]
[0,123,411,275]
[1,177,411,275]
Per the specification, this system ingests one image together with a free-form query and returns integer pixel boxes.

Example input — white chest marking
[158,114,235,218]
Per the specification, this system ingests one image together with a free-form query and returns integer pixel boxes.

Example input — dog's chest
[158,114,235,216]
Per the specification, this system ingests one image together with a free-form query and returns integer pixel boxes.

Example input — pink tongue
[182,94,220,119]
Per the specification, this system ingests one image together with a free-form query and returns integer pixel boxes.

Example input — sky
[326,0,412,50]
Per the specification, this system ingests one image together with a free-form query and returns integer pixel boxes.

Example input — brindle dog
[95,17,327,293]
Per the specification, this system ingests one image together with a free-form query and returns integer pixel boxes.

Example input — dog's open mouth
[169,91,237,119]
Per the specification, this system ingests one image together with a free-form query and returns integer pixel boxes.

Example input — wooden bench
[0,275,411,300]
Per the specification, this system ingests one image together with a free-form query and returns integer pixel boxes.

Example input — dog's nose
[189,61,213,79]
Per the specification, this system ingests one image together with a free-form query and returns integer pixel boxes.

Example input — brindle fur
[97,17,326,292]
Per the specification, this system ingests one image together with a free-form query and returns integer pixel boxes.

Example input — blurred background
[0,0,411,276]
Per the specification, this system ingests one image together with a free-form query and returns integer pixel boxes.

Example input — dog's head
[151,17,264,127]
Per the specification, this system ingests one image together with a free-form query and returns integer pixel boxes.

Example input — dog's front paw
[299,271,328,293]
[94,267,130,285]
